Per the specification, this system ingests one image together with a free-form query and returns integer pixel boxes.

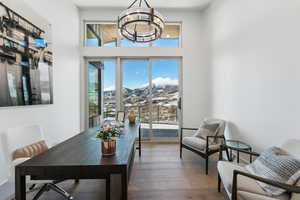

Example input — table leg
[106,175,110,200]
[15,168,26,200]
[230,149,233,161]
[121,167,128,200]
[237,150,240,163]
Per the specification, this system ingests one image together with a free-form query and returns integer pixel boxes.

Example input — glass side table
[225,140,252,163]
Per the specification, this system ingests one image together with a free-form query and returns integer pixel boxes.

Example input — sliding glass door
[151,60,180,139]
[121,58,181,140]
[122,60,152,139]
[86,58,182,140]
[87,60,116,127]
[87,61,102,127]
[103,60,116,120]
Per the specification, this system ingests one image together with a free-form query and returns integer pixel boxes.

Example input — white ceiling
[72,0,212,9]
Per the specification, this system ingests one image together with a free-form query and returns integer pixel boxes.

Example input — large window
[121,59,180,139]
[152,25,180,47]
[86,58,181,139]
[86,23,118,47]
[85,23,181,47]
[103,61,116,120]
[88,62,102,118]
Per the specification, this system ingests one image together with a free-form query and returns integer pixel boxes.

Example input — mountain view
[104,77,178,124]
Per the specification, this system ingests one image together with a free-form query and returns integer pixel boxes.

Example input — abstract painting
[0,2,53,107]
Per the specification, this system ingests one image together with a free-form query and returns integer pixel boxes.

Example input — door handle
[178,97,182,110]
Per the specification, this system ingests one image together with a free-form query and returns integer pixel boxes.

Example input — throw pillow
[194,122,220,144]
[245,147,300,196]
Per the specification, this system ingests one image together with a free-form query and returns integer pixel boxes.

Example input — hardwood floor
[22,143,225,200]
[128,143,224,200]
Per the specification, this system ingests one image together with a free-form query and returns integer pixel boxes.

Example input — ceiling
[72,0,212,9]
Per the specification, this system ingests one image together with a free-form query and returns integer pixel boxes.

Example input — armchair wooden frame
[218,145,300,200]
[232,170,300,200]
[180,128,229,174]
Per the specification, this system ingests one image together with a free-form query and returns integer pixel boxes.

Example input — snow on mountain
[141,77,178,88]
[104,85,115,91]
[104,77,178,92]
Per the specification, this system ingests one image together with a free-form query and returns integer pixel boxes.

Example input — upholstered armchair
[217,140,300,200]
[180,118,229,174]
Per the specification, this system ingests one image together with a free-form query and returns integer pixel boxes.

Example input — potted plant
[96,124,121,156]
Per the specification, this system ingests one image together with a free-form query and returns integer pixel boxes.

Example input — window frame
[84,21,182,48]
[84,21,120,47]
[87,61,102,118]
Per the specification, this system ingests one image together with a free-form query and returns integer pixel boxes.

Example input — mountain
[104,84,178,100]
[104,78,178,101]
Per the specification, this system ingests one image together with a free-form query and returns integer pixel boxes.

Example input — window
[85,22,181,47]
[88,61,102,118]
[85,23,118,47]
[152,25,180,47]
[120,39,150,47]
[103,61,116,120]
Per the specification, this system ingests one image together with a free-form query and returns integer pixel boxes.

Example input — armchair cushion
[218,161,268,196]
[218,161,290,200]
[237,191,289,200]
[246,147,300,196]
[182,136,220,152]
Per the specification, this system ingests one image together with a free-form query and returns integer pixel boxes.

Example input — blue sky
[86,38,179,47]
[103,60,179,90]
[88,39,179,90]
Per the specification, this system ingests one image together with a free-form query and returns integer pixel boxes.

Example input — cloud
[142,77,178,88]
[104,85,115,91]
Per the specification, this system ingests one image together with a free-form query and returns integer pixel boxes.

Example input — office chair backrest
[6,125,45,162]
[4,125,46,178]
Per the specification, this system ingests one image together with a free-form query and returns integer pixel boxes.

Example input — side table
[225,140,252,163]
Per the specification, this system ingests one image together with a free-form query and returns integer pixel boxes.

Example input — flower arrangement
[96,124,121,141]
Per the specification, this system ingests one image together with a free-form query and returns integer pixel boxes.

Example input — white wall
[80,8,212,128]
[205,0,300,151]
[0,0,80,184]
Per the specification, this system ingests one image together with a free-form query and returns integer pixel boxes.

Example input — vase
[101,140,116,156]
[128,111,136,124]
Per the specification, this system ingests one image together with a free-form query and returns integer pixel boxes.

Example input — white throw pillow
[194,122,220,144]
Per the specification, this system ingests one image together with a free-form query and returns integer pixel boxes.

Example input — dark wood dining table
[15,121,141,200]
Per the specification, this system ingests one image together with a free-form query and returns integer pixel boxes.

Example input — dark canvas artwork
[0,2,53,107]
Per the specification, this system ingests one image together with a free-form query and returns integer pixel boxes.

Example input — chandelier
[118,0,165,43]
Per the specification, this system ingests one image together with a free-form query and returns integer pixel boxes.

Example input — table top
[18,121,140,168]
[225,140,251,150]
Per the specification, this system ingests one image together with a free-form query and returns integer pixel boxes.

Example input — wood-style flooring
[20,143,225,200]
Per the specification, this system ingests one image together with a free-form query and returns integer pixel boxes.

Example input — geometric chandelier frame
[118,0,165,43]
